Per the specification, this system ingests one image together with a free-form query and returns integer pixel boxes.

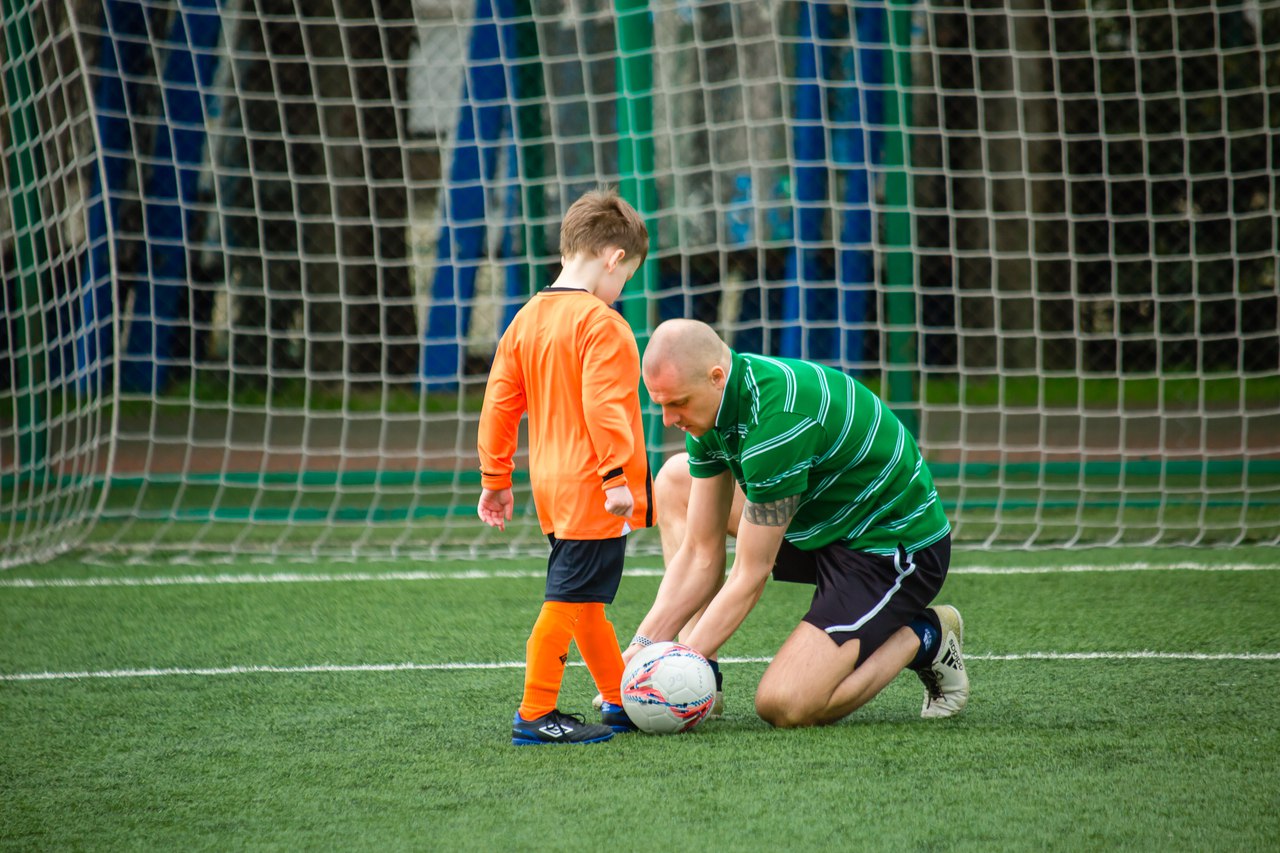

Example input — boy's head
[560,188,649,266]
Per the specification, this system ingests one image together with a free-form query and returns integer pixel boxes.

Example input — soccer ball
[620,642,716,734]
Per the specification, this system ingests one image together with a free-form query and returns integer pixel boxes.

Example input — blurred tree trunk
[915,0,1053,371]
[230,0,309,381]
[229,0,416,388]
[336,0,416,386]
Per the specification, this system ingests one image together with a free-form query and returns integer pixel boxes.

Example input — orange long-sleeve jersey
[478,288,653,539]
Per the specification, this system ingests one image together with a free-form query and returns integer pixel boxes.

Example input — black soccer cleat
[511,709,615,746]
[600,701,639,733]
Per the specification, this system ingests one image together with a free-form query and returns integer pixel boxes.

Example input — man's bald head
[642,319,731,383]
[642,320,733,437]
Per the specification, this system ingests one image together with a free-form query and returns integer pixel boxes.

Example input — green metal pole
[882,0,918,436]
[613,0,658,338]
[613,0,662,469]
[511,0,547,292]
[3,0,49,481]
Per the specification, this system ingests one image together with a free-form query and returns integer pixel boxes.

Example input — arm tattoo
[742,494,801,527]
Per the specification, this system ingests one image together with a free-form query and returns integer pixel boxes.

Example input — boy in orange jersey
[477,188,653,746]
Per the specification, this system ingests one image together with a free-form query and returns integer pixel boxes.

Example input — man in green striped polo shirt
[625,319,968,726]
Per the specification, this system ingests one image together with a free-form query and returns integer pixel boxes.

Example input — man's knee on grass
[754,681,828,729]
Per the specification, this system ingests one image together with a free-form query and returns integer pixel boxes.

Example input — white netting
[2,0,1277,566]
[1,0,113,567]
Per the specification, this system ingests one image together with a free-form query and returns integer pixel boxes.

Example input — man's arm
[627,470,736,656]
[681,493,799,659]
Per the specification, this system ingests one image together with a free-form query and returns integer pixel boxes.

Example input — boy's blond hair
[559,188,649,265]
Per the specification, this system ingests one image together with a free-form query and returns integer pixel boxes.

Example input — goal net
[3,0,1277,566]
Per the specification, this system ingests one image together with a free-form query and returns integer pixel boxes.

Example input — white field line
[1,562,1277,589]
[3,651,1278,683]
[0,568,646,589]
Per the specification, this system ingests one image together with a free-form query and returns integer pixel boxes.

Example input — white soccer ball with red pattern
[620,642,716,734]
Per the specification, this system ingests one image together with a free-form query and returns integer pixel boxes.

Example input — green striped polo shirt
[686,351,950,555]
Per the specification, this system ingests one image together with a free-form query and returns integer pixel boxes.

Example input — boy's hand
[477,487,514,531]
[604,484,634,517]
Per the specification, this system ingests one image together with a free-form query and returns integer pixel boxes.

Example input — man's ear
[604,247,626,271]
[709,364,727,387]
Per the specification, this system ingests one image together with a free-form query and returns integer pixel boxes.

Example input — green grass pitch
[2,546,1278,850]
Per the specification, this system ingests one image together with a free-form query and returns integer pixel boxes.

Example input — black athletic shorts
[544,534,627,604]
[772,534,951,665]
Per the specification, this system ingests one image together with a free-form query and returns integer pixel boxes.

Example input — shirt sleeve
[738,413,825,504]
[476,336,526,491]
[686,431,728,478]
[579,313,640,490]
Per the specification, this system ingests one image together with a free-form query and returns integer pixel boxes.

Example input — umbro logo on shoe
[539,721,574,738]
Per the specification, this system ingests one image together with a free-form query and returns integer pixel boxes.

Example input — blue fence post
[783,0,829,359]
[422,0,511,390]
[76,0,152,390]
[120,0,222,392]
[833,1,885,371]
[496,0,545,333]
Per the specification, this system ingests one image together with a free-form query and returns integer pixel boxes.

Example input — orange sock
[518,601,582,720]
[573,602,625,706]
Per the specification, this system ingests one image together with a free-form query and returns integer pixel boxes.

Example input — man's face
[644,361,726,438]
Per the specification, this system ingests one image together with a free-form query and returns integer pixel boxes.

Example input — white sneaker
[918,605,969,719]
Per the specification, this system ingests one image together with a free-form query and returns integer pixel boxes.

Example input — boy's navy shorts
[771,534,951,665]
[544,534,627,604]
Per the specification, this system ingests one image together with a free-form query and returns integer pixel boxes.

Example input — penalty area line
[3,651,1278,682]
